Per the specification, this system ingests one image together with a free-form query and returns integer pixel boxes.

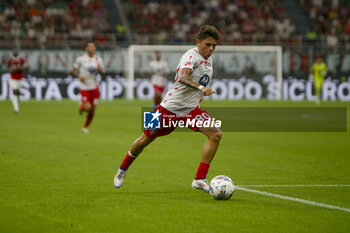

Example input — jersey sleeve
[163,61,169,74]
[178,51,198,71]
[73,57,81,69]
[97,56,104,70]
[22,57,28,69]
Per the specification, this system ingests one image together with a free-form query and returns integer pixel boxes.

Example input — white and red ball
[209,175,235,200]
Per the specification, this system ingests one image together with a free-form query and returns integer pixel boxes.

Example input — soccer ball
[209,175,235,200]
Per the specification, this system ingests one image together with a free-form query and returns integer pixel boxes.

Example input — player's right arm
[178,68,215,96]
[72,57,85,83]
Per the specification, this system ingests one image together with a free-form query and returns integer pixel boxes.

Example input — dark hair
[315,54,322,59]
[197,25,221,41]
[85,40,95,48]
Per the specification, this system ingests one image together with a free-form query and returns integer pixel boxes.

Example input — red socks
[120,151,137,171]
[195,162,210,180]
[84,112,94,128]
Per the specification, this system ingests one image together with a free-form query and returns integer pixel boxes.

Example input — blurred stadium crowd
[0,0,113,48]
[0,0,349,50]
[302,0,350,35]
[301,0,350,51]
[123,0,297,45]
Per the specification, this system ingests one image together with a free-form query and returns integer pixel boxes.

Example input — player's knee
[84,104,92,111]
[209,131,222,142]
[135,134,154,147]
[141,135,154,146]
[131,135,154,156]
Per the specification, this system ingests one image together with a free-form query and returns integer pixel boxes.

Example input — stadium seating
[121,0,297,45]
[300,0,350,52]
[0,0,114,48]
[0,0,348,49]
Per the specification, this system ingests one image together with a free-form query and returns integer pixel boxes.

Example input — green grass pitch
[0,99,349,233]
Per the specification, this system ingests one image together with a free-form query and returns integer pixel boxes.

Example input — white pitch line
[239,184,350,188]
[236,186,350,213]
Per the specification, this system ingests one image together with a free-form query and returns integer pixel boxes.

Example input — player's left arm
[96,57,105,75]
[178,68,215,96]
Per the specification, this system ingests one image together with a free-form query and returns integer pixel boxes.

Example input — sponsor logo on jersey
[199,74,210,87]
[88,66,97,74]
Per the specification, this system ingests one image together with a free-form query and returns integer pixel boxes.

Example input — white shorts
[151,75,166,87]
[9,79,23,90]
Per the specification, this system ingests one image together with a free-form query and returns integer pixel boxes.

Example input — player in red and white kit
[114,25,221,192]
[72,42,104,133]
[7,49,28,114]
[149,51,169,108]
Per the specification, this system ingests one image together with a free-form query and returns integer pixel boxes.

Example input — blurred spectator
[116,24,127,42]
[326,29,339,52]
[305,27,317,43]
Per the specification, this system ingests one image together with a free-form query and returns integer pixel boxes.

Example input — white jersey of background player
[149,52,169,87]
[72,42,104,134]
[161,48,213,116]
[149,51,169,107]
[73,53,104,91]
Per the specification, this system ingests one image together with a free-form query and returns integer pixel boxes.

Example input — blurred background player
[72,41,104,133]
[114,25,221,193]
[7,49,28,114]
[309,55,327,104]
[149,51,169,109]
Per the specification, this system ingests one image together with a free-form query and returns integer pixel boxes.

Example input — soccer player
[7,49,28,114]
[149,51,169,108]
[310,55,327,103]
[72,41,105,133]
[114,25,221,192]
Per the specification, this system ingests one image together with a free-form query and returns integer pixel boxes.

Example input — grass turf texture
[0,99,349,233]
